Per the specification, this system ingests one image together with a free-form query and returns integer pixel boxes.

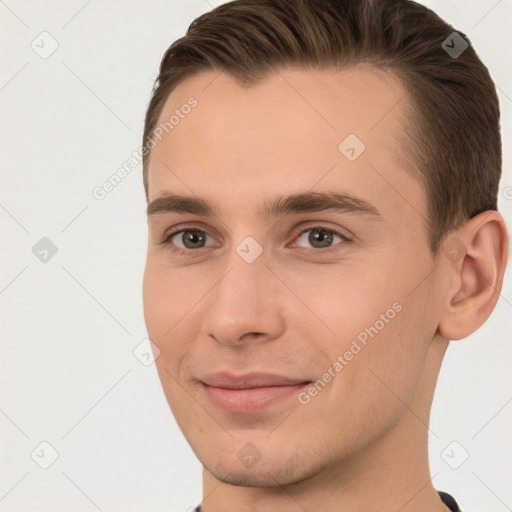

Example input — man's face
[143,66,446,485]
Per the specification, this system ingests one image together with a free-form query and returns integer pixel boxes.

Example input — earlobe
[438,211,509,341]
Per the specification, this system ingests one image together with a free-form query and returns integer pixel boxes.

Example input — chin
[204,449,325,488]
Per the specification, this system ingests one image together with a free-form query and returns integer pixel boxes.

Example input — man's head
[141,0,508,502]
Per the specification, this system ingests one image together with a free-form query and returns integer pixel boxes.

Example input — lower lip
[201,383,310,413]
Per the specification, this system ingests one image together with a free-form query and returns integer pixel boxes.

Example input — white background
[1,0,511,511]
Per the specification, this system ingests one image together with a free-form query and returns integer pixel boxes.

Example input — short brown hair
[142,0,501,257]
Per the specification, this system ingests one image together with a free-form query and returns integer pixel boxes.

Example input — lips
[201,372,310,389]
[200,372,311,412]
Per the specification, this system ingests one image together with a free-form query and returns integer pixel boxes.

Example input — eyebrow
[146,191,383,220]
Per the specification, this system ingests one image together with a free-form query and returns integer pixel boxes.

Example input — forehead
[147,65,423,222]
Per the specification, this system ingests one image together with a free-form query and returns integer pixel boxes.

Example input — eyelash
[159,224,352,256]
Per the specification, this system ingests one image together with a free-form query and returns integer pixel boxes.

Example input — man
[141,0,509,510]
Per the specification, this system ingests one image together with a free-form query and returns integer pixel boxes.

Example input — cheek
[288,266,401,345]
[143,265,187,382]
[292,265,431,401]
[143,262,199,339]
[143,266,197,423]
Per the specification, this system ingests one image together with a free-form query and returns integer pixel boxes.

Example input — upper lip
[201,372,311,390]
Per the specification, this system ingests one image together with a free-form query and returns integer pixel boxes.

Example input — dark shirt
[193,490,461,511]
[439,491,462,511]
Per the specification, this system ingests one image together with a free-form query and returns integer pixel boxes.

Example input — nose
[200,250,285,347]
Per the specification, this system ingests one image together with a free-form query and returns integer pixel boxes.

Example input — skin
[142,65,508,512]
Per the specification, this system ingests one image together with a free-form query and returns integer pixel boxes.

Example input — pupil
[310,228,333,248]
[184,231,205,248]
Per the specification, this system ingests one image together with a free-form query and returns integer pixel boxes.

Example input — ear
[438,211,509,341]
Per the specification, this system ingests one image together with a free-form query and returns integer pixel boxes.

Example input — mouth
[199,372,312,413]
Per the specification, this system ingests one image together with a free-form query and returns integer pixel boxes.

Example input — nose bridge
[201,240,284,345]
[216,231,269,302]
[215,242,270,317]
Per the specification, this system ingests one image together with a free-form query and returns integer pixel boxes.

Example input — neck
[200,335,450,512]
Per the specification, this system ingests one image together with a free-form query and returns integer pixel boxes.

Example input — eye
[293,226,350,250]
[161,227,219,253]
